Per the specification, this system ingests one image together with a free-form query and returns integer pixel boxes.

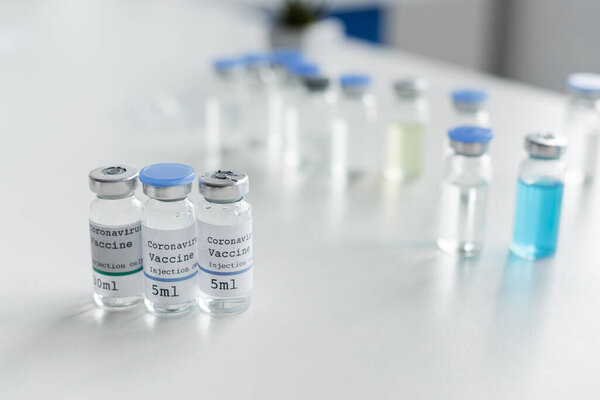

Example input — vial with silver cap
[139,163,198,316]
[511,133,567,260]
[438,126,494,257]
[332,73,380,176]
[562,73,600,184]
[89,165,143,309]
[385,77,430,181]
[283,74,337,172]
[196,170,252,315]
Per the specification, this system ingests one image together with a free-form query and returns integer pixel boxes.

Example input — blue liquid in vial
[510,178,564,260]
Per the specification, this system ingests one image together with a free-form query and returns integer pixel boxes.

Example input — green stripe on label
[93,266,143,276]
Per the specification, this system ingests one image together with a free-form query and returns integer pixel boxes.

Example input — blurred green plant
[275,0,326,29]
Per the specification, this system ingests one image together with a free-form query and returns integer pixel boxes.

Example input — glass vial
[437,126,494,257]
[197,170,252,316]
[139,163,198,316]
[283,74,337,173]
[450,88,490,127]
[332,74,380,177]
[511,133,568,260]
[563,73,600,184]
[89,165,143,309]
[204,58,245,155]
[384,77,430,181]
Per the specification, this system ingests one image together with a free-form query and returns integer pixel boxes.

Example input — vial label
[89,221,143,298]
[197,220,253,298]
[142,224,198,304]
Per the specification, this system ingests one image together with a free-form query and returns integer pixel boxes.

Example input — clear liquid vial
[89,165,143,309]
[437,126,494,257]
[384,77,430,181]
[332,74,381,177]
[283,74,337,173]
[511,133,567,260]
[204,58,246,154]
[139,163,198,317]
[562,73,600,184]
[450,88,490,127]
[197,170,252,316]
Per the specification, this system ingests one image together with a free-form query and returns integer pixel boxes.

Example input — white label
[142,224,198,305]
[197,220,253,298]
[89,221,143,298]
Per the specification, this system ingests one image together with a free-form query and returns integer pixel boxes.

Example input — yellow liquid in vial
[384,122,424,181]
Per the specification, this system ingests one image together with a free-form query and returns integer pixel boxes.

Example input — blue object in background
[511,178,564,260]
[339,74,372,88]
[327,6,384,44]
[451,89,489,105]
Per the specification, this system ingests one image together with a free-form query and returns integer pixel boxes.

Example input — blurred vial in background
[204,57,245,155]
[283,73,337,173]
[384,77,430,182]
[450,88,490,127]
[438,126,493,257]
[511,133,567,260]
[563,73,600,184]
[332,74,380,177]
[241,52,274,147]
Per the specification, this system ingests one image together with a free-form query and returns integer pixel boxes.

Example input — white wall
[387,0,498,72]
[502,0,600,91]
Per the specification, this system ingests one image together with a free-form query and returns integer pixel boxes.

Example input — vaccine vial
[511,133,567,260]
[89,165,143,309]
[283,73,337,173]
[438,126,494,257]
[241,52,273,147]
[197,170,252,315]
[139,163,198,316]
[204,57,245,154]
[333,74,380,176]
[384,77,430,181]
[563,73,600,184]
[450,88,490,127]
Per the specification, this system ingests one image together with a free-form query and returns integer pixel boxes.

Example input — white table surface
[2,1,600,399]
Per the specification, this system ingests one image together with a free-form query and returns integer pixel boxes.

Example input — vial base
[510,243,556,260]
[93,293,142,310]
[144,298,196,317]
[437,238,482,258]
[198,295,251,316]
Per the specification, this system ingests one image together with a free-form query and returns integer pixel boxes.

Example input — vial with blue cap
[139,163,198,316]
[511,133,567,260]
[196,170,252,315]
[450,88,490,127]
[438,126,494,257]
[89,165,143,309]
[562,73,600,184]
[332,74,380,176]
[385,77,430,181]
[204,57,246,154]
[283,72,338,172]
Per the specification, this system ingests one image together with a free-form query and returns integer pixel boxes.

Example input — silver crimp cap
[198,170,249,203]
[89,165,138,198]
[450,141,490,157]
[525,132,568,159]
[393,77,428,98]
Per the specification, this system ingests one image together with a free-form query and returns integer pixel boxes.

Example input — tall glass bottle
[333,74,380,177]
[511,133,567,260]
[438,126,494,257]
[384,77,430,181]
[197,170,253,316]
[563,73,600,184]
[203,58,245,154]
[89,165,143,309]
[283,75,337,173]
[140,163,198,316]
